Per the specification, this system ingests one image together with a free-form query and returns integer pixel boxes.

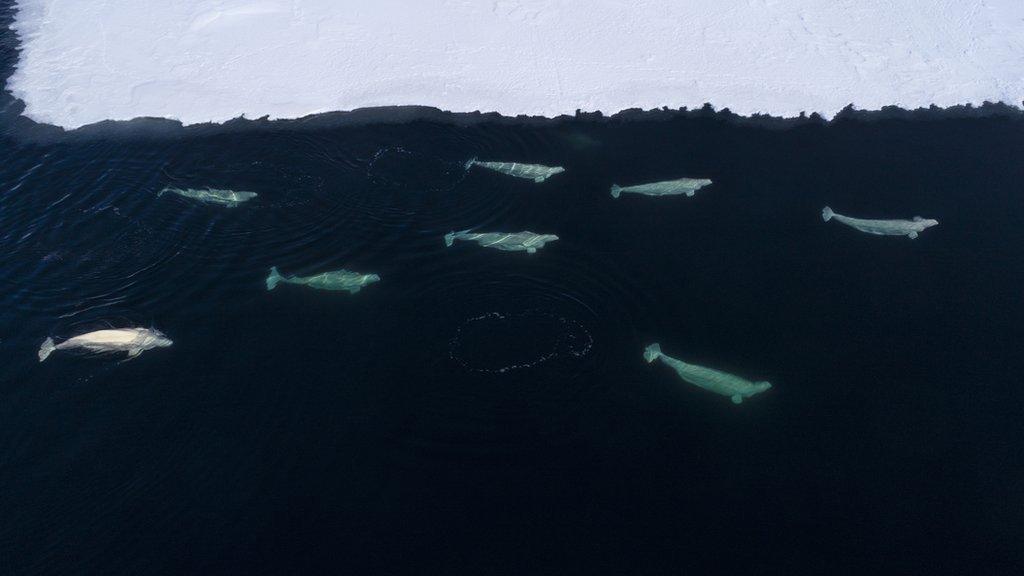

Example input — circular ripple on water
[449,309,593,374]
[414,241,657,394]
[382,243,658,456]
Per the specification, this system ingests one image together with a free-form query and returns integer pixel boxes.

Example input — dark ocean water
[3,9,1024,576]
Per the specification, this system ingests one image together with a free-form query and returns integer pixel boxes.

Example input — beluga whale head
[144,329,174,349]
[731,381,772,404]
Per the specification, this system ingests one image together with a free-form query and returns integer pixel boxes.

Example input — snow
[8,0,1024,129]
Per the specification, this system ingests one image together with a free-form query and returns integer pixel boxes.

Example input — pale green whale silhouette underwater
[644,343,772,404]
[266,267,381,293]
[444,230,559,253]
[823,206,938,239]
[611,177,712,199]
[465,159,565,183]
[159,186,258,207]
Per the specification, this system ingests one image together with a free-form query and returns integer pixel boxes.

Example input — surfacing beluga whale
[444,230,558,254]
[822,206,938,239]
[610,177,712,199]
[266,267,381,293]
[159,186,257,207]
[464,158,565,183]
[644,343,771,404]
[38,327,173,362]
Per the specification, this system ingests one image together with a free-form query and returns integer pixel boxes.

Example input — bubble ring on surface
[448,309,593,374]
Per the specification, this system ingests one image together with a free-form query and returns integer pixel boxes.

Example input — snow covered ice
[9,0,1024,129]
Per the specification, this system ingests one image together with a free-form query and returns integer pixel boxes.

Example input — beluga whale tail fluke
[610,184,623,199]
[38,337,56,362]
[445,229,472,248]
[822,206,938,239]
[643,342,662,363]
[643,342,771,404]
[266,266,284,290]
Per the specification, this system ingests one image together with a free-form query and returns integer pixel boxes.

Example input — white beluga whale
[822,206,938,239]
[38,328,172,362]
[644,343,771,404]
[159,187,257,207]
[444,230,558,254]
[266,266,381,293]
[465,159,565,183]
[610,177,712,199]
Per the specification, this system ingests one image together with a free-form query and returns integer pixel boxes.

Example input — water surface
[2,13,1024,576]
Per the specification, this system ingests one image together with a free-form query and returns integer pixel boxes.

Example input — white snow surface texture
[9,0,1024,129]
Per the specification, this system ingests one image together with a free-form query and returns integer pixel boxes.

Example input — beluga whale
[644,343,771,404]
[465,158,565,183]
[159,187,257,207]
[822,206,938,239]
[38,327,173,362]
[444,230,558,254]
[611,177,712,199]
[266,267,381,293]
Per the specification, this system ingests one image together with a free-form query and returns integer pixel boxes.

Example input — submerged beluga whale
[266,267,381,293]
[644,343,771,404]
[444,230,558,253]
[822,206,938,239]
[38,328,173,362]
[611,177,712,199]
[159,187,257,207]
[465,159,565,183]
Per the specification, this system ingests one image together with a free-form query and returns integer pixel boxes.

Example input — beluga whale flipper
[444,230,558,254]
[644,343,771,404]
[610,177,712,199]
[266,267,381,293]
[38,328,173,362]
[465,158,565,183]
[159,187,257,207]
[822,206,938,239]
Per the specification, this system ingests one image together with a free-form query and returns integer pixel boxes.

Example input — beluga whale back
[159,187,257,207]
[611,177,712,199]
[822,206,938,239]
[266,267,381,293]
[38,327,173,362]
[465,159,565,183]
[644,343,771,404]
[444,230,558,253]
